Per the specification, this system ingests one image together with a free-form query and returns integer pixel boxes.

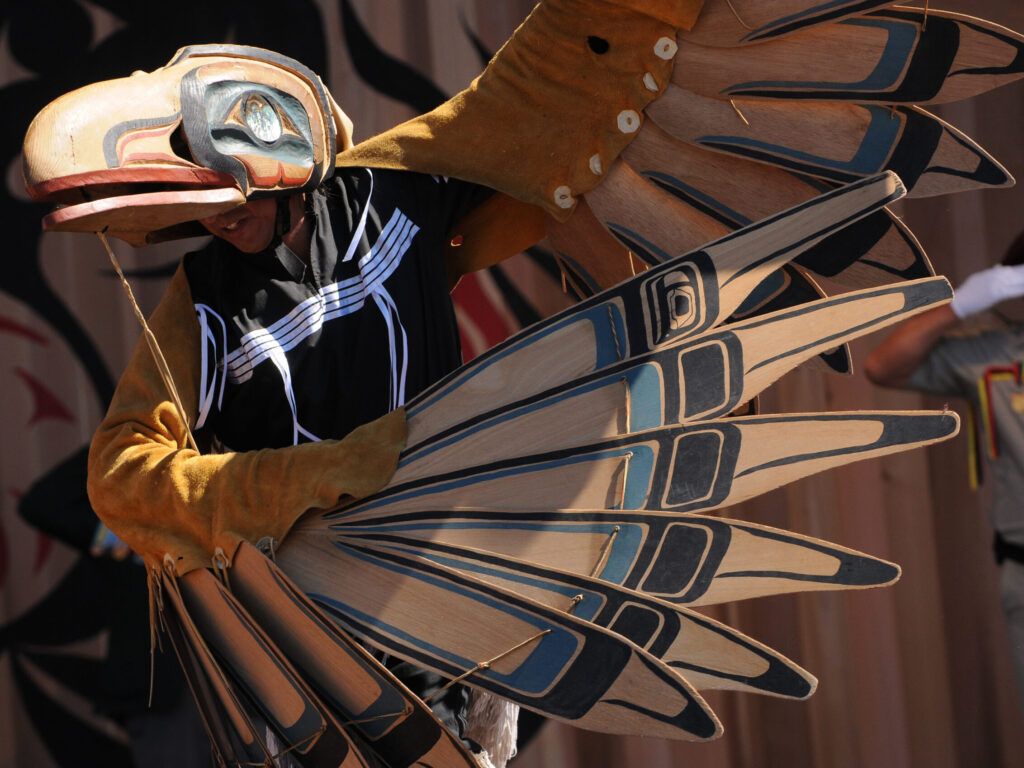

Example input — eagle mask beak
[23,45,352,246]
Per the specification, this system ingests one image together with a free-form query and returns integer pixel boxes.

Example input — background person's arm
[866,263,1024,388]
[864,304,961,388]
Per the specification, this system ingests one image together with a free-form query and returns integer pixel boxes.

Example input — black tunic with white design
[182,167,493,743]
[183,167,491,451]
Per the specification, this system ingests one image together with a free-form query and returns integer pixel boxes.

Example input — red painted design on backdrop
[3,487,52,576]
[34,533,54,575]
[0,315,48,345]
[13,368,76,426]
[452,273,517,361]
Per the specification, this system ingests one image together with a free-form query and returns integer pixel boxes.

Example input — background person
[865,232,1024,709]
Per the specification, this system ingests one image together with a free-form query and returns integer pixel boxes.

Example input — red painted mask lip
[41,186,245,246]
[26,166,238,204]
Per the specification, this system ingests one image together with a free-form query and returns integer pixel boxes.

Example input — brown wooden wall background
[2,2,1023,766]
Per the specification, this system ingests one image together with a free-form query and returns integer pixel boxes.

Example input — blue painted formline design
[604,224,672,265]
[732,18,916,94]
[404,362,666,465]
[343,443,659,518]
[743,0,886,42]
[375,544,607,622]
[409,302,629,418]
[643,171,753,228]
[317,545,580,694]
[341,521,646,585]
[699,104,902,176]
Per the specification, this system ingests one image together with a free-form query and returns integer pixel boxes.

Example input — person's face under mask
[199,198,278,253]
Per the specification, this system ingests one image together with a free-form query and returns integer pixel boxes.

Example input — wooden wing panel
[396,276,950,484]
[674,9,1024,105]
[277,537,722,741]
[622,122,932,288]
[407,173,906,449]
[310,510,898,607]
[177,568,373,767]
[680,0,900,46]
[585,160,730,265]
[229,542,479,768]
[646,87,1012,196]
[337,411,958,521]
[159,571,272,765]
[328,533,817,698]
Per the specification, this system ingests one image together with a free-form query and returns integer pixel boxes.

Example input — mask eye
[243,93,281,142]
